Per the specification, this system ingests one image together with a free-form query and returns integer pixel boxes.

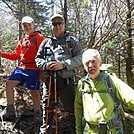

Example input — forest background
[0,0,133,133]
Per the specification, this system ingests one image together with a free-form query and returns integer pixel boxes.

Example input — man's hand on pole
[46,60,64,71]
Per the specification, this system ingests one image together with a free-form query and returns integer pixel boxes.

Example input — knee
[6,80,20,89]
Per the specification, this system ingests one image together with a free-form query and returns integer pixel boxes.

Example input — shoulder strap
[81,79,108,94]
[30,34,37,48]
[105,74,119,108]
[66,35,73,57]
[105,74,125,124]
[45,38,52,47]
[81,80,85,104]
[43,38,55,61]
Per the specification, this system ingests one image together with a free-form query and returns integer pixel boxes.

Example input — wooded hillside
[0,0,133,133]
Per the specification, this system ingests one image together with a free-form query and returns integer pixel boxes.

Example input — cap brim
[22,21,33,24]
[51,14,64,21]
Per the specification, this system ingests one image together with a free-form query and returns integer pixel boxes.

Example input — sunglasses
[52,22,64,26]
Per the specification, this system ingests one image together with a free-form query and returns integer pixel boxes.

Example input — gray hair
[82,49,101,64]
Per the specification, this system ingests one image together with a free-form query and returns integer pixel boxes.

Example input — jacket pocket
[57,69,75,78]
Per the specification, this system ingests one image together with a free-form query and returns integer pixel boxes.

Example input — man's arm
[111,75,134,111]
[35,39,48,71]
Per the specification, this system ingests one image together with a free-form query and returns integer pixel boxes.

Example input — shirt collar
[83,71,104,82]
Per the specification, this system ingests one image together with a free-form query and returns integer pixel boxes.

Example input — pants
[40,76,76,134]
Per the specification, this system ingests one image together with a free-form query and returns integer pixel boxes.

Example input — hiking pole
[54,71,58,134]
[45,76,52,134]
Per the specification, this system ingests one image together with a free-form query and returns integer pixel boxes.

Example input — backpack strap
[65,34,73,57]
[105,74,119,108]
[43,38,55,62]
[81,80,108,94]
[105,74,124,128]
[29,34,37,49]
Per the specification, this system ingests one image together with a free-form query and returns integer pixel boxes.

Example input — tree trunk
[125,0,134,88]
[63,0,67,24]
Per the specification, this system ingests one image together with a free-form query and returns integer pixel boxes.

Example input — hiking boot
[1,104,16,120]
[34,110,42,123]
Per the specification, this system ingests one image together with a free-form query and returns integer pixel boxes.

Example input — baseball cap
[21,16,34,24]
[51,14,64,21]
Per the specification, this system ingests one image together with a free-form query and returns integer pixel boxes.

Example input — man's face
[51,18,65,37]
[83,56,102,79]
[22,23,35,34]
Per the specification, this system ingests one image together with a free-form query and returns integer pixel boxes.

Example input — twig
[124,112,134,122]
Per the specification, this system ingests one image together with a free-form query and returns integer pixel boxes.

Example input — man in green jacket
[75,49,134,134]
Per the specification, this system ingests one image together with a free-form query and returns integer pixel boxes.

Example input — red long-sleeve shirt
[2,31,45,70]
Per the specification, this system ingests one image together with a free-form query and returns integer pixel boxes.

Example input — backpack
[100,64,117,76]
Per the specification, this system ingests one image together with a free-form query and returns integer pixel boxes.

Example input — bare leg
[2,80,20,119]
[6,80,20,104]
[30,90,41,111]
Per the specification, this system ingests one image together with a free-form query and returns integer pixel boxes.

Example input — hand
[0,40,4,57]
[46,60,64,71]
[39,73,45,82]
[0,50,2,57]
[0,40,4,50]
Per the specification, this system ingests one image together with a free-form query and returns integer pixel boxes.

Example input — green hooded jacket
[75,71,134,134]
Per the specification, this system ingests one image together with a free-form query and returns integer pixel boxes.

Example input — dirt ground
[0,105,75,134]
[0,75,74,134]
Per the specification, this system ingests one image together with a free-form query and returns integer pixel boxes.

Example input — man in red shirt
[0,16,44,124]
